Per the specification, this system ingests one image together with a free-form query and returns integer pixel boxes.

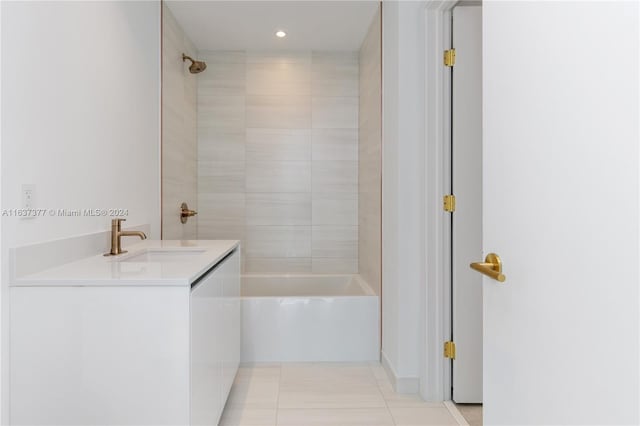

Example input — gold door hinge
[444,49,456,67]
[444,341,456,359]
[443,195,456,212]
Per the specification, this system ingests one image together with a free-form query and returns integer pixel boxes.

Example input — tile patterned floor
[219,362,463,426]
[454,404,482,426]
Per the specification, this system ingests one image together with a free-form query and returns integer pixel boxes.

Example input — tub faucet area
[105,218,147,256]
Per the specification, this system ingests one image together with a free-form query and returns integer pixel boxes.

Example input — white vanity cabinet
[191,249,241,425]
[10,243,240,426]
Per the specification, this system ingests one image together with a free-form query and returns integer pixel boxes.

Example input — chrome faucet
[104,218,147,256]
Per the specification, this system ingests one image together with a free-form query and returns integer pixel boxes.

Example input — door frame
[421,0,456,402]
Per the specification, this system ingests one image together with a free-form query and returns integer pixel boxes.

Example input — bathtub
[241,275,379,363]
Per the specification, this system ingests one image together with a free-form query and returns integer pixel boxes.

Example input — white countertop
[11,240,240,287]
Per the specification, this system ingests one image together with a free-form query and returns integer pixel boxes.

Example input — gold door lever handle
[470,253,506,282]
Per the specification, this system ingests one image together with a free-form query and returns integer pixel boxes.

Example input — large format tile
[312,97,358,129]
[313,161,358,193]
[198,160,245,193]
[311,51,359,97]
[219,407,277,426]
[278,364,383,409]
[235,365,281,383]
[312,258,358,274]
[245,226,311,258]
[246,51,311,64]
[200,51,246,64]
[246,129,311,162]
[198,129,245,163]
[277,408,393,425]
[277,386,385,409]
[247,60,311,96]
[312,225,357,258]
[312,193,358,226]
[280,363,377,388]
[389,406,459,426]
[246,193,311,226]
[312,129,358,161]
[244,257,312,274]
[377,380,444,409]
[226,380,280,409]
[198,60,246,96]
[455,404,483,426]
[198,95,245,129]
[246,161,311,193]
[197,193,245,228]
[246,96,311,129]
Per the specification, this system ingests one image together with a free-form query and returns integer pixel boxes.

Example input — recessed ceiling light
[275,30,287,38]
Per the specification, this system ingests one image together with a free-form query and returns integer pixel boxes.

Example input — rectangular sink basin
[120,248,206,263]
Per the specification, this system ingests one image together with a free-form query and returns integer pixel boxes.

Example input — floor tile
[219,407,277,426]
[278,386,386,409]
[277,408,394,425]
[221,362,458,425]
[378,380,445,408]
[389,406,459,426]
[227,379,280,408]
[368,362,390,381]
[280,363,377,388]
[235,365,281,382]
[455,403,483,426]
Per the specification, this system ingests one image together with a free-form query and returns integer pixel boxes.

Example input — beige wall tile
[312,193,358,226]
[312,129,358,161]
[162,5,197,240]
[198,95,245,129]
[358,8,382,295]
[194,48,371,274]
[312,258,358,274]
[312,97,358,129]
[245,226,311,258]
[198,129,245,163]
[312,226,358,258]
[198,60,246,96]
[246,161,311,193]
[200,50,246,64]
[198,160,245,193]
[246,193,311,226]
[244,257,312,274]
[247,60,311,96]
[246,129,311,162]
[312,51,359,97]
[198,193,245,228]
[313,161,358,193]
[246,51,311,64]
[246,96,311,129]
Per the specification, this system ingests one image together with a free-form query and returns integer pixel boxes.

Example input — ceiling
[165,1,380,52]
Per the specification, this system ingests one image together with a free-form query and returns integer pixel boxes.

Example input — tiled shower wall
[358,8,382,294]
[197,51,359,273]
[162,4,198,239]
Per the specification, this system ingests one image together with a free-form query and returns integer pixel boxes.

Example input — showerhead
[182,54,207,74]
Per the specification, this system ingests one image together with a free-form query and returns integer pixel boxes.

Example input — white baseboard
[380,350,420,394]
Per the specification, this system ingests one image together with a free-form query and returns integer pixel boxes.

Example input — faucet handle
[111,218,126,229]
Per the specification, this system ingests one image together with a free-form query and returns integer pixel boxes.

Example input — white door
[482,2,639,424]
[452,4,483,404]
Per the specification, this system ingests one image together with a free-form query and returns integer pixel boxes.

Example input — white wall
[381,0,426,392]
[1,1,161,420]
